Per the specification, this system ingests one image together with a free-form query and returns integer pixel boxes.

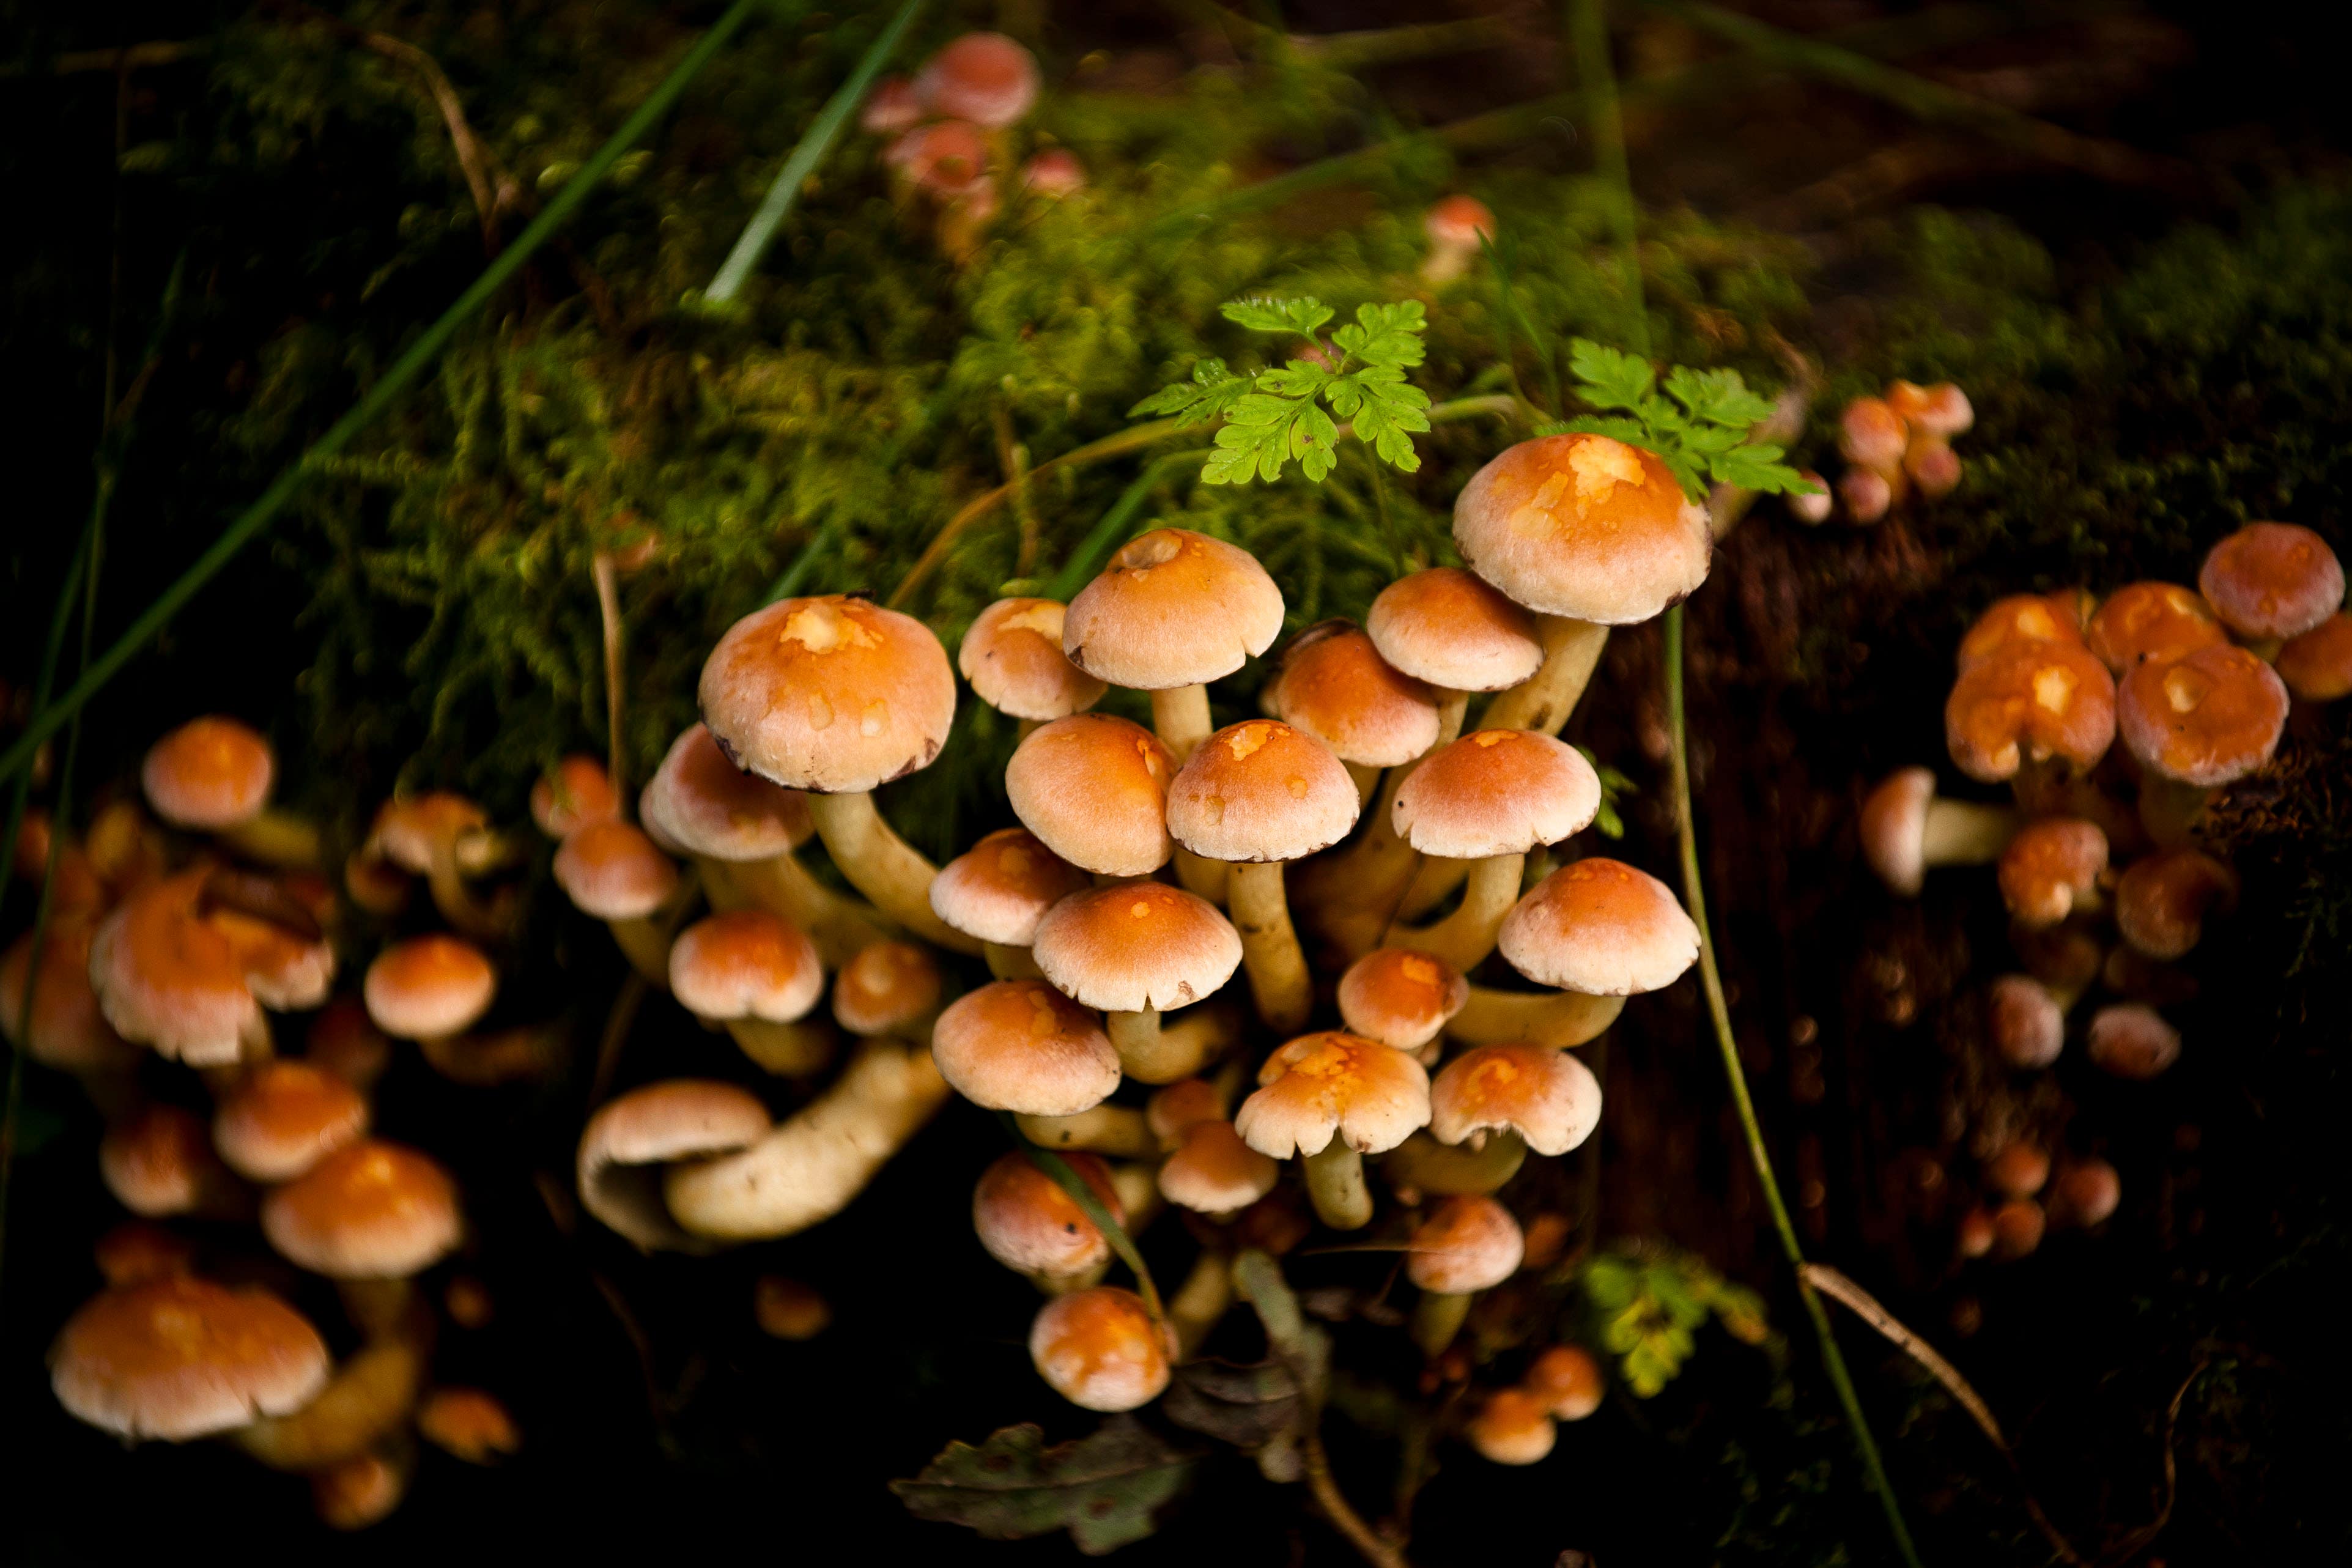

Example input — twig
[0,0,779,790]
[2101,1359,2208,1567]
[591,550,627,797]
[1303,1428,1413,1568]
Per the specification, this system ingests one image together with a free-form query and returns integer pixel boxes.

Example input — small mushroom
[1956,591,2091,671]
[2048,1158,2121,1227]
[2276,612,2352,701]
[668,909,829,1076]
[754,1276,831,1339]
[915,32,1039,129]
[416,1388,520,1464]
[859,73,922,135]
[1005,714,1176,879]
[1996,817,2108,928]
[142,715,319,867]
[212,1060,369,1184]
[931,979,1120,1117]
[1523,1344,1605,1421]
[1029,1286,1171,1412]
[958,598,1106,736]
[2198,522,2344,651]
[363,934,496,1045]
[1986,974,2068,1069]
[1158,1121,1279,1218]
[2085,582,2226,676]
[89,869,267,1066]
[930,827,1088,980]
[2114,849,2236,960]
[529,755,619,839]
[100,1103,246,1220]
[832,940,943,1045]
[577,1079,770,1252]
[1235,1031,1431,1230]
[2085,1003,2181,1079]
[1407,1194,1524,1355]
[972,1150,1124,1292]
[553,819,682,985]
[1421,194,1496,284]
[1468,1386,1556,1465]
[1986,1141,2050,1199]
[1838,396,1908,476]
[1885,380,1972,436]
[1497,859,1700,999]
[1266,622,1440,803]
[1019,148,1087,197]
[51,1274,330,1441]
[262,1139,461,1279]
[1031,882,1243,1083]
[1429,1044,1601,1158]
[1337,947,1469,1053]
[1945,642,2117,785]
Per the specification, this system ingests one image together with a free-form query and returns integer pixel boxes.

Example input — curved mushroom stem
[1411,1290,1473,1358]
[726,1016,837,1077]
[1108,1002,1243,1084]
[1167,1249,1233,1358]
[1382,1130,1528,1197]
[1172,846,1229,906]
[218,807,324,870]
[665,1040,950,1240]
[1015,1103,1156,1158]
[1151,684,1214,764]
[417,1023,566,1086]
[803,792,982,955]
[605,915,674,987]
[1394,855,1465,923]
[1922,797,2021,867]
[1446,986,1624,1049]
[1432,690,1469,748]
[1343,761,1380,807]
[984,942,1045,980]
[1109,1161,1165,1237]
[232,1328,428,1472]
[424,840,516,944]
[1304,1140,1372,1230]
[701,852,896,969]
[1479,616,1609,735]
[1385,852,1523,972]
[1294,771,1420,960]
[1034,1262,1112,1296]
[1228,862,1312,1034]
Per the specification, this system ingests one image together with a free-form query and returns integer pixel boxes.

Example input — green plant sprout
[1584,1246,1773,1398]
[1130,297,1433,483]
[1545,339,1821,501]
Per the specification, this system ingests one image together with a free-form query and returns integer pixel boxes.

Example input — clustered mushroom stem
[1446,985,1624,1049]
[424,843,512,943]
[1919,798,2022,867]
[1172,846,1229,906]
[2136,775,2214,850]
[1478,616,1610,734]
[218,807,325,870]
[1303,1139,1372,1230]
[1432,690,1470,747]
[1410,1289,1473,1358]
[1014,1103,1157,1158]
[802,791,983,955]
[1385,852,1524,972]
[983,942,1044,981]
[725,1017,835,1076]
[1227,861,1312,1035]
[1343,760,1381,807]
[231,1331,427,1472]
[1106,1006,1237,1084]
[1150,684,1215,764]
[701,853,895,969]
[1167,1249,1233,1358]
[606,916,674,988]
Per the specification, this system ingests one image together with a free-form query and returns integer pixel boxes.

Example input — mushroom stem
[336,1279,417,1343]
[1295,766,1423,958]
[803,791,982,955]
[1432,690,1469,747]
[701,852,895,969]
[1383,1130,1528,1197]
[1303,1139,1372,1230]
[605,915,674,988]
[1150,684,1214,764]
[231,1331,427,1472]
[1227,862,1312,1035]
[1344,761,1380,807]
[1446,986,1624,1049]
[725,1016,837,1076]
[1015,1103,1156,1159]
[218,808,324,870]
[1108,1002,1242,1084]
[665,1040,951,1240]
[1110,1161,1165,1236]
[1921,797,2021,867]
[1167,1249,1233,1358]
[983,942,1045,980]
[1422,242,1473,285]
[424,841,515,943]
[2136,775,2213,850]
[1411,1289,1473,1357]
[1385,852,1524,971]
[1173,846,1229,906]
[1480,616,1609,735]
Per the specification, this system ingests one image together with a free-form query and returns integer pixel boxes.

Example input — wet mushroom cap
[1336,947,1470,1050]
[929,827,1089,947]
[1366,568,1544,693]
[530,755,619,839]
[958,599,1108,722]
[1392,730,1600,859]
[931,979,1121,1116]
[1425,193,1496,247]
[2276,612,2352,701]
[832,941,942,1036]
[1407,1194,1525,1294]
[1997,818,2109,928]
[363,934,495,1040]
[2085,582,2226,675]
[1430,1045,1602,1157]
[1032,882,1242,1014]
[972,1150,1123,1277]
[50,1275,331,1442]
[698,596,958,794]
[213,1061,370,1184]
[1525,1344,1604,1420]
[916,31,1039,127]
[638,723,812,859]
[1005,714,1176,877]
[2114,849,2236,961]
[141,717,275,831]
[1987,975,2065,1069]
[1062,528,1285,690]
[1956,591,2091,671]
[1469,1387,1556,1465]
[1498,859,1700,996]
[668,909,824,1023]
[1165,720,1359,863]
[100,1104,221,1218]
[88,870,259,1067]
[2085,1004,2181,1079]
[2117,643,2288,786]
[1945,641,2118,782]
[2,914,137,1073]
[2198,522,2345,640]
[553,820,680,920]
[1028,1287,1172,1412]
[1452,434,1711,624]
[1235,1031,1432,1159]
[1158,1121,1279,1215]
[1266,623,1440,767]
[261,1139,461,1279]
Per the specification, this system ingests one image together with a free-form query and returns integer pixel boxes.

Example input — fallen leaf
[892,1417,1198,1555]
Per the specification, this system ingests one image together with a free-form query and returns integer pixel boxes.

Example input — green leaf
[1232,1249,1331,1419]
[1127,358,1248,426]
[892,1419,1199,1556]
[1221,297,1334,339]
[1331,300,1428,371]
[1710,444,1816,495]
[1665,364,1777,428]
[1567,338,1656,413]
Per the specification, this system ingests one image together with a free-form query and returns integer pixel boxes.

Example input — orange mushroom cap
[930,827,1089,948]
[1234,1031,1432,1158]
[261,1139,461,1279]
[1336,947,1469,1051]
[958,598,1107,722]
[51,1275,330,1441]
[1005,714,1175,877]
[1028,1287,1172,1411]
[141,717,274,831]
[1498,859,1699,996]
[915,32,1039,128]
[931,979,1120,1117]
[1945,641,2117,782]
[1429,1044,1601,1157]
[1062,528,1285,690]
[2084,582,2225,675]
[1366,566,1544,693]
[1996,818,2108,928]
[638,723,812,860]
[1453,434,1709,623]
[972,1150,1122,1278]
[2116,643,2287,786]
[530,755,619,839]
[1266,623,1440,767]
[2198,522,2344,640]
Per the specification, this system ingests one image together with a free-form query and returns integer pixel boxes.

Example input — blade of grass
[0,0,778,789]
[999,1112,1163,1323]
[704,0,928,305]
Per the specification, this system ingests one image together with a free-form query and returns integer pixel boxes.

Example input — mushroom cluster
[861,32,1080,264]
[1793,379,1975,525]
[8,716,519,1527]
[1858,520,2343,1268]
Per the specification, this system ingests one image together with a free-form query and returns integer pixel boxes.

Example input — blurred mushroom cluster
[1859,520,2345,1270]
[6,716,520,1528]
[1789,379,1975,525]
[862,32,1079,264]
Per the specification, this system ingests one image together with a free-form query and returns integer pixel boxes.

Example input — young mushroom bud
[1468,1386,1556,1465]
[1021,147,1087,196]
[1991,1198,2046,1260]
[1996,817,2108,928]
[366,792,514,938]
[1839,466,1893,524]
[363,934,497,1045]
[553,819,682,985]
[755,1275,830,1339]
[2049,1158,2121,1227]
[94,1221,196,1287]
[1524,1344,1605,1421]
[1786,473,1833,525]
[698,596,974,953]
[972,1150,1124,1292]
[2114,848,2236,960]
[1838,396,1909,476]
[1885,380,1972,437]
[859,73,922,135]
[1235,1031,1431,1231]
[668,909,829,1076]
[931,828,1089,980]
[1902,433,1961,499]
[1986,1141,2051,1199]
[2276,612,2352,701]
[1029,1287,1172,1412]
[889,119,990,198]
[832,940,942,1045]
[530,755,619,839]
[2086,1003,2181,1080]
[1421,193,1496,284]
[1032,882,1243,1084]
[1407,1194,1525,1355]
[51,1275,330,1441]
[577,1080,771,1252]
[1158,1121,1280,1218]
[958,598,1106,736]
[1166,720,1359,1033]
[1986,974,2068,1069]
[142,715,317,867]
[932,980,1121,1117]
[1338,947,1470,1053]
[417,1388,521,1464]
[261,1139,462,1280]
[2197,522,2344,651]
